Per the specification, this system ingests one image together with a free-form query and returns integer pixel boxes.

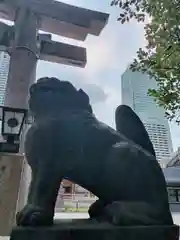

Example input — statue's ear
[78,89,90,105]
[29,83,36,95]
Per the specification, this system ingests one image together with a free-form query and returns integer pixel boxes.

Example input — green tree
[111,0,180,122]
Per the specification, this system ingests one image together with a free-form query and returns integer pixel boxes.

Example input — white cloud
[37,0,180,152]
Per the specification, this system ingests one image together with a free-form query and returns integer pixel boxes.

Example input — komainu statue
[16,77,173,227]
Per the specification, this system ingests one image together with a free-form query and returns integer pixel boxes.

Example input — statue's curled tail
[115,105,156,157]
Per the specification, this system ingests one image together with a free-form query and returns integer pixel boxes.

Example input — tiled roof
[163,167,180,186]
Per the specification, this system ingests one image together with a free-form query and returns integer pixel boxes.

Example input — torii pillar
[0,0,109,236]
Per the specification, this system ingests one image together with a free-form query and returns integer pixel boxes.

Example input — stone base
[10,219,179,240]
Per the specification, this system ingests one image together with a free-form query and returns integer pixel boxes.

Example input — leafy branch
[111,0,180,122]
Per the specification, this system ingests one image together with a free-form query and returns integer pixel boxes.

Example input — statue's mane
[29,77,92,117]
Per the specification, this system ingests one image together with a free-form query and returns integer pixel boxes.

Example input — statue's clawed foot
[16,204,54,227]
[89,200,123,225]
[104,201,125,225]
[88,200,106,220]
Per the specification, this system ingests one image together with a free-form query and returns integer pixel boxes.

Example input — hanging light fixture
[0,106,27,153]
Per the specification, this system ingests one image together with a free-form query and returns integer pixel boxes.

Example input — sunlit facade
[121,68,173,167]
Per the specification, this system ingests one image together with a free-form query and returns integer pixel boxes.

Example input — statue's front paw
[104,202,123,225]
[88,200,107,220]
[16,204,54,227]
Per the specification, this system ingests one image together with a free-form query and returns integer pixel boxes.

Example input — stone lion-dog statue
[16,77,173,227]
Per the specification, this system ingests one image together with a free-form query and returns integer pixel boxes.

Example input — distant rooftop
[163,167,180,186]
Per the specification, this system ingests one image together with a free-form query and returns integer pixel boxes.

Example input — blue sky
[36,0,180,151]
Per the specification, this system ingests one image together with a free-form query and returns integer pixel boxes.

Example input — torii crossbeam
[0,0,109,236]
[0,0,109,108]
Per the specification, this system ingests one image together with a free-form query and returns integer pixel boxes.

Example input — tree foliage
[111,0,180,122]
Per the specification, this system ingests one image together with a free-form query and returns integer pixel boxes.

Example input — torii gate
[0,0,109,235]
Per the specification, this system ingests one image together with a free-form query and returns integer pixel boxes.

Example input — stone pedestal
[10,219,179,240]
[0,154,24,236]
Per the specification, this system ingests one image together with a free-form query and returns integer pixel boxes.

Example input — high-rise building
[0,51,10,104]
[121,68,173,167]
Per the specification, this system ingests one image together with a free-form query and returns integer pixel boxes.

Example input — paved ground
[55,212,88,219]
